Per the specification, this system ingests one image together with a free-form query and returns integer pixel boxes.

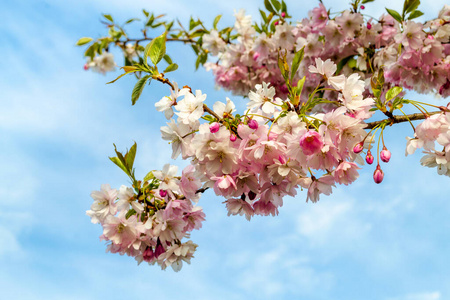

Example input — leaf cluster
[385,0,423,23]
[255,0,289,34]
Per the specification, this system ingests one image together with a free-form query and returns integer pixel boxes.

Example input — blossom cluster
[203,4,450,98]
[87,164,205,271]
[84,52,116,74]
[405,105,450,176]
[155,58,375,221]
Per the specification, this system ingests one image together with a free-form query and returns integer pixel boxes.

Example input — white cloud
[387,292,441,300]
[0,227,24,258]
[296,199,372,247]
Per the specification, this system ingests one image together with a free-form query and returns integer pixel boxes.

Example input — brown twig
[365,111,442,129]
[154,75,175,90]
[203,104,221,120]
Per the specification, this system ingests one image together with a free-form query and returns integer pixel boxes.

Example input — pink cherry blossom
[299,130,324,156]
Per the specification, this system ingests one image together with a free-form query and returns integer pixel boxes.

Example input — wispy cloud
[387,292,442,300]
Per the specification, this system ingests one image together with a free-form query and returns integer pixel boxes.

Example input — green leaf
[407,10,424,20]
[125,142,137,171]
[290,46,305,82]
[76,37,93,46]
[146,14,155,27]
[335,55,354,74]
[202,115,215,122]
[109,157,129,175]
[362,0,375,3]
[296,76,306,97]
[213,15,222,29]
[148,34,166,65]
[373,88,381,99]
[254,23,262,33]
[143,171,155,182]
[264,0,275,13]
[84,43,98,59]
[271,0,281,11]
[385,86,403,101]
[281,0,287,13]
[385,8,403,23]
[131,75,151,105]
[369,107,378,111]
[106,70,137,84]
[260,9,268,23]
[195,52,207,70]
[165,21,174,31]
[404,0,420,15]
[163,54,173,64]
[125,18,140,24]
[142,9,149,17]
[164,63,178,73]
[189,18,199,30]
[103,14,114,23]
[277,55,288,81]
[125,209,137,219]
[348,57,357,69]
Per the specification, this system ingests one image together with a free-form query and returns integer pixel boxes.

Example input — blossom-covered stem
[267,114,283,137]
[360,14,379,21]
[366,123,382,143]
[369,125,382,147]
[305,115,324,124]
[381,127,386,148]
[409,100,449,110]
[123,37,196,44]
[376,125,384,165]
[365,111,442,129]
[304,116,320,131]
[181,130,199,139]
[314,99,342,106]
[247,114,275,121]
[316,88,338,93]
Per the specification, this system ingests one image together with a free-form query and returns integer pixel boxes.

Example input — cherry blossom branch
[120,37,196,45]
[365,111,442,129]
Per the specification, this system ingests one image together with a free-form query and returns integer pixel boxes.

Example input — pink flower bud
[83,64,89,71]
[365,150,374,165]
[253,52,260,61]
[367,23,372,30]
[143,247,155,262]
[155,242,165,258]
[299,130,324,156]
[373,165,384,184]
[278,155,287,165]
[380,147,391,163]
[230,134,237,142]
[353,142,364,154]
[360,5,365,9]
[428,35,434,40]
[281,12,286,18]
[209,122,220,133]
[248,119,259,130]
[274,21,279,26]
[159,189,167,197]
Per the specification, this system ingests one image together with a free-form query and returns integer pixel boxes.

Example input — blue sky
[1,0,449,299]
